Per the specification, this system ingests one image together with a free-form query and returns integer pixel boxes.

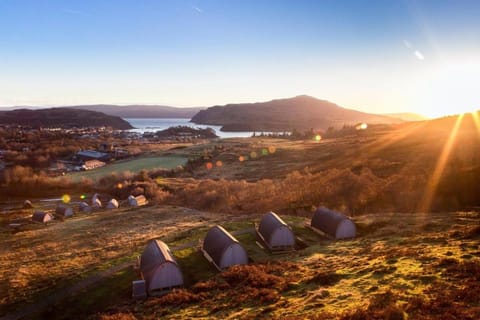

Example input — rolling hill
[190,95,403,132]
[0,108,133,130]
[66,104,205,119]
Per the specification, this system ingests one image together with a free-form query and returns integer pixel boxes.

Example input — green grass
[29,268,135,320]
[67,155,188,182]
[174,248,217,284]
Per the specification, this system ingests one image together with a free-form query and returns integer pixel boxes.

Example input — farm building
[32,211,53,223]
[55,204,73,217]
[202,225,248,270]
[76,150,110,162]
[310,207,356,239]
[140,239,184,295]
[106,199,119,209]
[82,159,106,170]
[128,195,148,207]
[257,211,295,251]
[79,202,92,213]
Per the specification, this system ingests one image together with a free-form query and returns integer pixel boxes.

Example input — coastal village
[0,125,218,176]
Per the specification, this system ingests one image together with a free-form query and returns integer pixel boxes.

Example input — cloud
[414,50,425,60]
[192,6,203,13]
[403,40,412,49]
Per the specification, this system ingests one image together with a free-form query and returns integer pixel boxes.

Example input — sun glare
[418,114,465,212]
[414,63,480,118]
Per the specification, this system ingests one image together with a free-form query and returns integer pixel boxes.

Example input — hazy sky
[1,0,479,117]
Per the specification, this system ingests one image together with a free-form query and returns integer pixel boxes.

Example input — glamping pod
[140,240,183,295]
[257,211,295,251]
[310,207,356,239]
[55,204,73,217]
[79,202,92,213]
[128,195,148,207]
[32,211,53,223]
[92,194,102,208]
[202,225,248,270]
[23,200,33,209]
[106,199,119,209]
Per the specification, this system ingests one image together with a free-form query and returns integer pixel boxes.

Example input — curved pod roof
[128,195,148,206]
[106,199,119,209]
[32,211,53,223]
[203,225,248,270]
[311,207,356,239]
[140,240,184,294]
[258,211,295,250]
[55,204,73,217]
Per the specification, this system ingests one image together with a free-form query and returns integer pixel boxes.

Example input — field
[67,155,188,182]
[0,204,478,319]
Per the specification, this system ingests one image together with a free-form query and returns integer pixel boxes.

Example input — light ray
[366,122,427,155]
[418,114,464,212]
[472,111,480,136]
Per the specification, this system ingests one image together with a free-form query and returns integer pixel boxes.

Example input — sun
[413,62,480,118]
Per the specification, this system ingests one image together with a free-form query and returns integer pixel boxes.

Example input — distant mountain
[65,105,205,119]
[191,95,403,132]
[0,108,133,130]
[0,105,205,118]
[384,113,428,122]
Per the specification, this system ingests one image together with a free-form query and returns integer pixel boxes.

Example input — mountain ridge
[0,105,205,119]
[191,95,403,131]
[0,108,133,130]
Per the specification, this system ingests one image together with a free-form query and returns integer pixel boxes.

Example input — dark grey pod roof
[311,207,352,237]
[203,225,240,266]
[258,211,290,243]
[140,239,177,280]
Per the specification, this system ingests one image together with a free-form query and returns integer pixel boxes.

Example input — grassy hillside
[1,205,478,319]
[1,112,480,319]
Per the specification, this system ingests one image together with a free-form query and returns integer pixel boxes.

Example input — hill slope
[0,108,133,129]
[66,104,205,119]
[191,95,402,131]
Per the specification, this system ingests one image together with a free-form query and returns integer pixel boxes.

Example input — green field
[67,155,188,182]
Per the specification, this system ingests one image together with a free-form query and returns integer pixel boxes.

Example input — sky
[1,0,480,118]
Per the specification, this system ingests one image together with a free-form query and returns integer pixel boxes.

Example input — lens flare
[206,162,213,170]
[80,194,86,200]
[356,123,368,130]
[315,135,322,141]
[268,146,276,154]
[250,151,257,159]
[62,194,71,204]
[262,148,268,156]
[216,160,223,167]
[239,156,245,162]
[419,114,464,212]
[116,183,123,189]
